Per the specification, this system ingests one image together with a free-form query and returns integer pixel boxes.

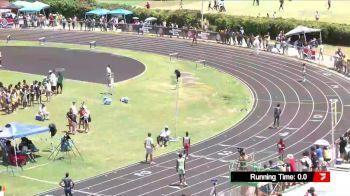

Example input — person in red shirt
[287,154,297,172]
[277,138,286,160]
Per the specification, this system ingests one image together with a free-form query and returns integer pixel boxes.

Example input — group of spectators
[0,70,63,116]
[66,101,91,135]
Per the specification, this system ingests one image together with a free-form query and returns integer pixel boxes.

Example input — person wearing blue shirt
[315,145,324,169]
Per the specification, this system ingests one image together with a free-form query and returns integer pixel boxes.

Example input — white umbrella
[132,17,139,20]
[145,17,157,22]
[314,139,330,146]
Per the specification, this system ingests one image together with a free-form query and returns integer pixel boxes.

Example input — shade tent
[19,6,41,13]
[85,8,110,16]
[109,8,133,16]
[0,122,49,169]
[109,8,132,24]
[0,122,50,140]
[285,25,322,42]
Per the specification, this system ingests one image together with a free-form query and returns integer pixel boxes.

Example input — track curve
[2,29,350,196]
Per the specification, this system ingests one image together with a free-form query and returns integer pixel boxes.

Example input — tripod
[48,135,83,164]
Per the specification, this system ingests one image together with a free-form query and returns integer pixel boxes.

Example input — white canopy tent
[285,25,322,42]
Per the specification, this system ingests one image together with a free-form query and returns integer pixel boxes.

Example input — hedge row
[41,1,350,46]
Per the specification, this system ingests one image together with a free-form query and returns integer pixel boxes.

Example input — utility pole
[330,99,338,167]
[201,0,204,29]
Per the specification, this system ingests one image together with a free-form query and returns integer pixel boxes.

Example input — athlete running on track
[302,63,306,82]
[192,28,198,46]
[145,133,155,164]
[273,103,282,128]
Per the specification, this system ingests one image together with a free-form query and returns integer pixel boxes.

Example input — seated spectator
[157,126,171,147]
[38,103,49,120]
[66,108,77,134]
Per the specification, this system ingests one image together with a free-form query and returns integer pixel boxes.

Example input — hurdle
[38,37,46,45]
[169,52,179,61]
[195,60,206,69]
[6,35,11,43]
[89,41,96,49]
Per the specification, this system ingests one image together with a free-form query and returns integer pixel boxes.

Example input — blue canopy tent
[0,122,49,168]
[18,6,42,13]
[85,8,110,17]
[108,8,133,24]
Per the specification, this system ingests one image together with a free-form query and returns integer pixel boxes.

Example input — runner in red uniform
[183,131,190,159]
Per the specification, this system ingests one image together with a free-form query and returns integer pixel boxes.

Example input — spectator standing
[67,108,77,134]
[315,11,320,21]
[50,72,57,95]
[68,17,72,31]
[277,138,286,160]
[59,172,75,196]
[62,17,66,30]
[310,147,318,171]
[315,145,324,169]
[279,0,284,11]
[338,136,347,159]
[318,42,324,61]
[145,133,155,164]
[57,72,64,94]
[82,105,91,133]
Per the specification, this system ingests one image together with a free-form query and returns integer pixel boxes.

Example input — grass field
[0,41,252,195]
[97,0,350,24]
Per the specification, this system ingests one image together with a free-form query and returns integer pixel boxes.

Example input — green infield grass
[0,41,252,195]
[97,0,350,25]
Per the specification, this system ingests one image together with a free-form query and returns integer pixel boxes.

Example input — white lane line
[19,175,56,185]
[217,144,232,147]
[310,119,322,122]
[285,127,299,130]
[254,135,268,139]
[168,186,181,190]
[74,190,111,196]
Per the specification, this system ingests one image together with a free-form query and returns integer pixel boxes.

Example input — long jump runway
[2,30,350,196]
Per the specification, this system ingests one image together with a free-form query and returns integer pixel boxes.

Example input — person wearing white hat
[157,126,171,147]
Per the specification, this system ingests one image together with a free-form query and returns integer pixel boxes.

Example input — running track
[2,29,350,196]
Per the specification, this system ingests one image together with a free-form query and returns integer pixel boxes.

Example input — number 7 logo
[314,172,330,182]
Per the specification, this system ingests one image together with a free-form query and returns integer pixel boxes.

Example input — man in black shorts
[273,103,282,128]
[60,172,75,196]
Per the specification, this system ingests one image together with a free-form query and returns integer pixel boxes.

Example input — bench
[38,37,46,45]
[6,35,11,43]
[195,60,206,69]
[89,41,96,49]
[169,52,179,61]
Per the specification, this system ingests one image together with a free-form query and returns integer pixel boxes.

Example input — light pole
[330,99,338,167]
[201,0,204,29]
[175,81,180,140]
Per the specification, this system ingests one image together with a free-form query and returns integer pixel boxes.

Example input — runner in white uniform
[144,133,155,164]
